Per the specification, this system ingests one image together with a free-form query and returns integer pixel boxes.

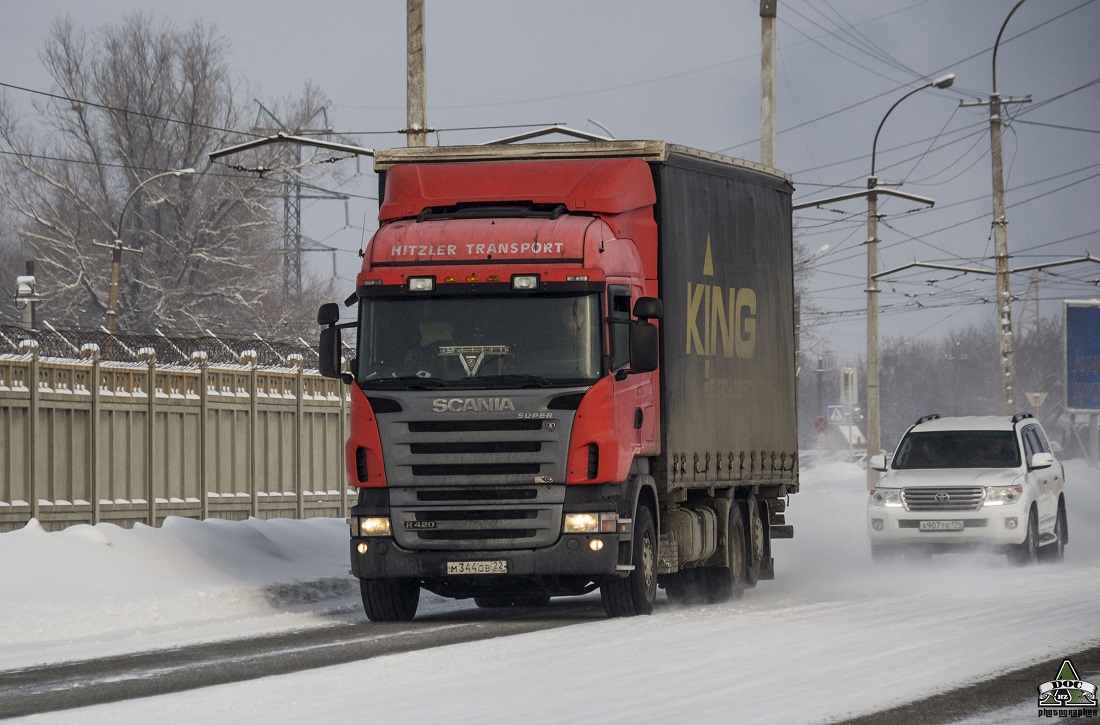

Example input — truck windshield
[892,430,1021,469]
[356,293,602,387]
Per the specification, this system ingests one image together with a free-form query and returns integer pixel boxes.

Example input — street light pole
[865,73,955,487]
[103,168,195,333]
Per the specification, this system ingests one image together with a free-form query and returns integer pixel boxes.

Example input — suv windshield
[892,430,1021,469]
[356,293,601,387]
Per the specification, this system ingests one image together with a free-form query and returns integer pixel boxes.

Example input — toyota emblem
[935,492,950,502]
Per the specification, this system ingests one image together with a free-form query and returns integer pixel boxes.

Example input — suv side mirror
[869,454,888,472]
[1030,451,1054,469]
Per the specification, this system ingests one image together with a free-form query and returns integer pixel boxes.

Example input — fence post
[191,351,209,520]
[19,339,40,523]
[242,350,259,519]
[81,344,101,525]
[288,353,305,520]
[138,347,157,527]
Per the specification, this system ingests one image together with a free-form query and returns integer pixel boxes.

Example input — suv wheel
[1008,507,1038,566]
[1037,500,1067,564]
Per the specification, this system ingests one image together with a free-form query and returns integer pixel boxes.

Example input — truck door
[607,282,657,456]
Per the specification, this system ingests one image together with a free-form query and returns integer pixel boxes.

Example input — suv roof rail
[915,413,941,425]
[1011,412,1034,423]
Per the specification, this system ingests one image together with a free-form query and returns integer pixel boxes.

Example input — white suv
[867,414,1067,564]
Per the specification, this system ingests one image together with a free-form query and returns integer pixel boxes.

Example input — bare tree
[0,13,337,339]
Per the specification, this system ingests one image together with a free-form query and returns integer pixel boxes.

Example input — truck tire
[601,505,657,617]
[742,494,765,588]
[1008,507,1038,566]
[360,578,420,621]
[662,568,706,605]
[704,504,746,603]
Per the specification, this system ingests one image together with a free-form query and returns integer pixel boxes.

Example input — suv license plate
[919,520,964,531]
[446,560,508,575]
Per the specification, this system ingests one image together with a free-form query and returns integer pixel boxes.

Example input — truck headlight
[984,485,1023,506]
[869,488,902,508]
[351,516,392,537]
[564,512,617,533]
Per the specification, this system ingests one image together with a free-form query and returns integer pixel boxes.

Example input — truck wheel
[704,504,746,603]
[1038,501,1067,563]
[742,494,765,588]
[662,568,706,605]
[601,505,657,617]
[360,578,420,621]
[1008,508,1038,566]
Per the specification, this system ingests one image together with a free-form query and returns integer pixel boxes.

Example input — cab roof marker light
[512,274,539,290]
[408,277,435,292]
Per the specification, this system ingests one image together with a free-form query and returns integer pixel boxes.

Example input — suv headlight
[869,488,903,508]
[984,485,1023,506]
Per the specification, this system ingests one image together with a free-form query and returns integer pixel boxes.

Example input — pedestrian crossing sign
[828,405,847,424]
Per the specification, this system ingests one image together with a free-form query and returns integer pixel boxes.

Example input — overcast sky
[2,0,1098,363]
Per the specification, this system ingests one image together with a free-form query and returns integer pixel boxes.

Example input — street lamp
[865,73,954,487]
[102,168,195,333]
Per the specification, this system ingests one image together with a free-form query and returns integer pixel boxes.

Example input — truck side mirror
[633,297,663,320]
[318,302,340,325]
[628,320,659,374]
[317,302,352,383]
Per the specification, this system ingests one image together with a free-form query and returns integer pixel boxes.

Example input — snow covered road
[3,460,1098,723]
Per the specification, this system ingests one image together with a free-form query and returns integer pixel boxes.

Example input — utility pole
[961,0,1031,414]
[407,0,428,147]
[945,340,967,416]
[760,0,777,168]
[813,354,830,419]
[253,102,344,297]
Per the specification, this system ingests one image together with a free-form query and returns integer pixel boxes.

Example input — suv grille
[902,487,984,512]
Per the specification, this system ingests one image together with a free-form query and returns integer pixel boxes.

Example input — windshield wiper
[359,375,450,390]
[462,374,565,388]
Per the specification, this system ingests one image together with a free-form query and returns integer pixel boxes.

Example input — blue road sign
[1066,301,1100,413]
[828,405,847,424]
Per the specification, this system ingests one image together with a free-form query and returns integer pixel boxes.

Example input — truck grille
[902,487,984,512]
[377,390,579,551]
[390,489,563,551]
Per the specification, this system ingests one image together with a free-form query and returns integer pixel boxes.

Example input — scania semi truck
[318,139,799,621]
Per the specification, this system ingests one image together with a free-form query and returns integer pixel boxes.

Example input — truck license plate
[446,560,508,575]
[919,520,964,531]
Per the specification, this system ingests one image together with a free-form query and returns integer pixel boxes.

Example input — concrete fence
[0,340,349,533]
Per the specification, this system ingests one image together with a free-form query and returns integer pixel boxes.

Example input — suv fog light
[356,542,369,555]
[589,539,604,552]
[871,519,884,532]
[1005,517,1018,530]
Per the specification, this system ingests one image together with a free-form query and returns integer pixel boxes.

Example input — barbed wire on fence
[0,323,320,368]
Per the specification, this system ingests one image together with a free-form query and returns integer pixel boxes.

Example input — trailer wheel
[742,494,766,588]
[601,505,657,617]
[704,504,746,603]
[360,578,420,621]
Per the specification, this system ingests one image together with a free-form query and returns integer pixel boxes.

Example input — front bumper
[351,532,621,580]
[866,502,1029,548]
